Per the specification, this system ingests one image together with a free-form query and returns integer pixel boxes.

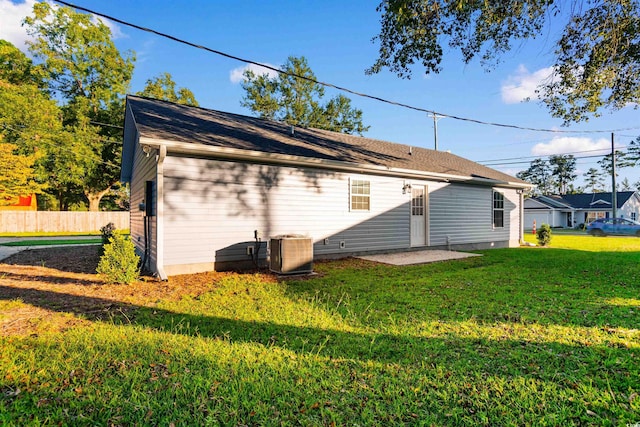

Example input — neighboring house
[121,96,533,279]
[0,194,37,211]
[524,191,640,229]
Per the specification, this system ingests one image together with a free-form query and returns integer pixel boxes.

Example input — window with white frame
[632,212,637,221]
[586,211,607,223]
[493,191,504,228]
[350,179,370,211]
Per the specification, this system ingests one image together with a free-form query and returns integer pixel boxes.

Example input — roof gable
[124,96,530,187]
[557,192,636,209]
[524,198,555,209]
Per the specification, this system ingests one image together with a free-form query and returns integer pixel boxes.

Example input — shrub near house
[536,224,552,246]
[96,233,140,284]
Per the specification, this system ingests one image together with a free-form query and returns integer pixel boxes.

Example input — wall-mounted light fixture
[142,145,152,157]
[402,182,412,194]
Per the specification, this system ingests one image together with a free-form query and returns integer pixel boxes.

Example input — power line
[53,0,640,136]
[482,154,607,167]
[90,120,123,129]
[476,145,630,164]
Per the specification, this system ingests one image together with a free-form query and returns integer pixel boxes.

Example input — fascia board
[524,198,554,209]
[139,137,535,190]
[538,195,573,209]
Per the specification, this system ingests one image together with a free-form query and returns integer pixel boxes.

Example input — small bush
[100,222,117,255]
[536,223,552,246]
[97,234,140,284]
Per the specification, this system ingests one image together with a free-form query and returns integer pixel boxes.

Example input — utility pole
[611,133,617,219]
[428,114,444,151]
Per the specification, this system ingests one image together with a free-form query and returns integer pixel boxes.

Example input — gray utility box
[269,235,313,274]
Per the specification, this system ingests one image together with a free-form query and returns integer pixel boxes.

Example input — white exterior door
[410,186,427,247]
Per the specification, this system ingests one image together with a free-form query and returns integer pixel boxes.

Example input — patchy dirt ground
[0,246,275,336]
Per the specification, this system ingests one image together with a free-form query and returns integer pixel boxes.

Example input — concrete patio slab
[357,249,481,266]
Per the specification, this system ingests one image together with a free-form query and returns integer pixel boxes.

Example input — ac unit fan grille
[270,236,313,274]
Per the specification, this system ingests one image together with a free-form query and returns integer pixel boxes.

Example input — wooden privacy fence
[0,211,130,233]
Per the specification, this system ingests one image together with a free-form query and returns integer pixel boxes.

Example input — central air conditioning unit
[269,235,313,274]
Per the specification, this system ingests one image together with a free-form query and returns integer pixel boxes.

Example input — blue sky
[2,0,639,188]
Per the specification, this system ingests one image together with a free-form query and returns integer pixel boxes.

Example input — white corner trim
[155,145,168,281]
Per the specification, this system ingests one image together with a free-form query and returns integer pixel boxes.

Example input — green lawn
[1,235,639,425]
[0,238,102,247]
[0,232,101,238]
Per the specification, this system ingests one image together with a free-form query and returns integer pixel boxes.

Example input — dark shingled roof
[126,95,529,185]
[539,192,636,209]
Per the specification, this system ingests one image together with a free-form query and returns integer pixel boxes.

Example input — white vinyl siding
[620,193,640,220]
[157,156,523,272]
[161,158,410,267]
[429,184,518,246]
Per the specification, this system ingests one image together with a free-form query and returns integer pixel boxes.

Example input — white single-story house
[121,96,533,279]
[524,191,640,229]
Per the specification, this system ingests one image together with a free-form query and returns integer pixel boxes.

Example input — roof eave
[139,137,534,189]
[538,195,574,209]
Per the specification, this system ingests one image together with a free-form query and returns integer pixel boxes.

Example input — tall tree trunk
[85,186,112,212]
[58,189,66,211]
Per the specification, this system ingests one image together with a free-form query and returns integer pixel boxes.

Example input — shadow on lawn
[0,284,635,375]
[0,271,101,287]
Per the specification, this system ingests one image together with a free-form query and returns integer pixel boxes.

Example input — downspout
[155,145,168,280]
[519,190,525,245]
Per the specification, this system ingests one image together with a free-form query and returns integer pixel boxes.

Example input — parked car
[586,218,640,236]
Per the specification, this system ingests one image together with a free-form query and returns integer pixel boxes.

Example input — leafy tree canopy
[0,137,45,205]
[516,158,553,195]
[549,154,577,195]
[0,79,62,183]
[242,56,370,135]
[24,2,135,120]
[23,3,134,210]
[583,167,606,192]
[368,0,640,123]
[0,40,46,88]
[137,72,199,106]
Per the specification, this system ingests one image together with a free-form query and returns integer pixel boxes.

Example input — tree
[24,2,135,211]
[0,40,45,88]
[583,168,606,192]
[242,56,370,135]
[0,76,63,206]
[368,1,640,123]
[597,150,632,176]
[516,158,553,195]
[0,137,44,205]
[620,177,632,191]
[137,72,199,106]
[625,136,640,165]
[321,94,369,135]
[549,154,577,195]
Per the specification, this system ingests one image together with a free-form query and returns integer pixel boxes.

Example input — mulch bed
[0,245,276,336]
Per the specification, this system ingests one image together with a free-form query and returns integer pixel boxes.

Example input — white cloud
[531,136,610,156]
[0,0,36,51]
[229,63,279,84]
[0,0,126,53]
[91,15,126,39]
[501,65,555,104]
